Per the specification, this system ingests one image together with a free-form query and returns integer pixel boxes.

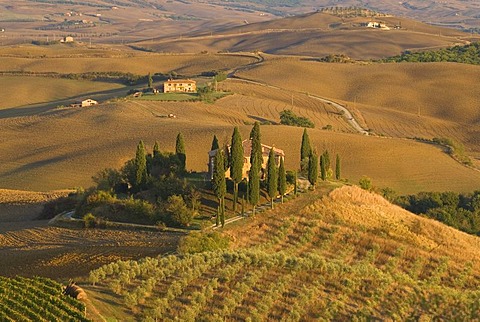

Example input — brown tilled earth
[0,189,182,279]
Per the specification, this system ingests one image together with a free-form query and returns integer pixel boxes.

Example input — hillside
[1,87,480,193]
[236,57,480,160]
[86,185,480,320]
[138,11,476,59]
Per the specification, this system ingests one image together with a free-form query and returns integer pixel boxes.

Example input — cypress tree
[300,128,311,172]
[320,154,327,181]
[148,72,153,89]
[323,149,331,176]
[278,157,286,203]
[308,151,318,190]
[266,148,278,209]
[248,157,260,216]
[335,154,341,180]
[211,135,220,151]
[249,122,262,174]
[134,140,148,190]
[175,133,186,172]
[230,127,244,212]
[212,149,226,227]
[153,141,160,158]
[293,170,298,196]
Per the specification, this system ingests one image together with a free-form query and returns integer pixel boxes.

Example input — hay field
[0,76,123,110]
[0,51,258,75]
[1,91,479,193]
[237,58,480,152]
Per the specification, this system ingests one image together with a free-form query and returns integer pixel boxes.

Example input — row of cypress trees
[211,122,288,226]
[300,128,341,190]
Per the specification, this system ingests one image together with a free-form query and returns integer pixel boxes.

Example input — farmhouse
[163,79,197,93]
[208,139,285,180]
[365,21,390,30]
[60,36,74,43]
[70,99,98,108]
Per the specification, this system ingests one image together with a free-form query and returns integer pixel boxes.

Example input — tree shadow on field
[247,115,278,125]
[0,155,70,178]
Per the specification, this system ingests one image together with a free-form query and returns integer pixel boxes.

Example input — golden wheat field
[0,86,479,194]
[237,57,480,153]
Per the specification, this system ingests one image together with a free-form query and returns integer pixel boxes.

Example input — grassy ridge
[87,186,480,320]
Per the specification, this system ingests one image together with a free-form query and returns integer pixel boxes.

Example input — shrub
[83,213,96,228]
[177,232,230,254]
[279,109,314,128]
[358,176,373,191]
[165,195,195,227]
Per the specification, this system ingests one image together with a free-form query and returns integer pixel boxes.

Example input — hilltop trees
[212,149,226,227]
[266,148,278,209]
[280,110,314,128]
[300,128,311,172]
[176,133,186,173]
[230,127,244,212]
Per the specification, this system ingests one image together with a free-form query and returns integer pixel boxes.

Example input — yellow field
[237,57,480,155]
[0,90,479,193]
[0,76,123,109]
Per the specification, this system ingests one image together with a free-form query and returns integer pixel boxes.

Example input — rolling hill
[1,87,480,194]
[85,185,480,321]
[136,11,476,59]
[236,57,480,161]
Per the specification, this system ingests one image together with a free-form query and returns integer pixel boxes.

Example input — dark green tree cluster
[395,191,480,235]
[382,42,480,65]
[279,109,314,128]
[80,134,196,227]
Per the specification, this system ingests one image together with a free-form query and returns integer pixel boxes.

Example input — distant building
[163,79,197,93]
[365,21,390,30]
[208,139,285,180]
[81,99,98,107]
[60,36,74,43]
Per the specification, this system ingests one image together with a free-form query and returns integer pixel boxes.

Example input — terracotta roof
[164,79,196,84]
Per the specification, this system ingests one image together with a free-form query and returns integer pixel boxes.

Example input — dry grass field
[0,48,258,75]
[140,12,476,59]
[0,76,123,110]
[1,85,479,194]
[237,57,480,156]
